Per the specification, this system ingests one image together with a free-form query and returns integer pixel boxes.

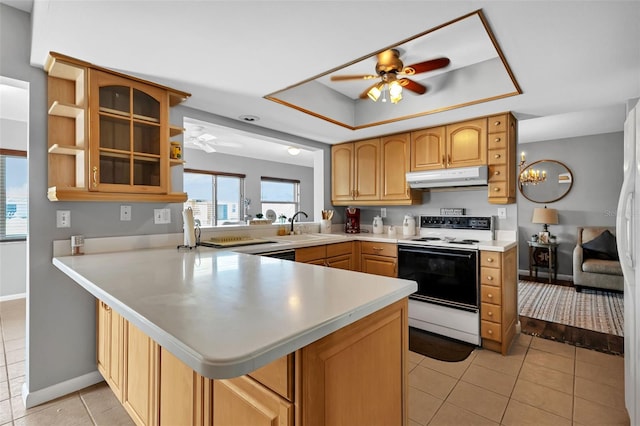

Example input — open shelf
[48,101,84,119]
[45,56,84,81]
[170,159,185,167]
[48,144,84,155]
[169,125,184,137]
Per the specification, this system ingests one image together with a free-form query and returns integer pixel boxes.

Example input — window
[261,177,300,221]
[1,150,28,240]
[183,169,245,226]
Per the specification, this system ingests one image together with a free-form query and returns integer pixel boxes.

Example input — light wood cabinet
[45,52,190,202]
[480,247,518,355]
[332,136,419,206]
[487,113,517,204]
[122,322,159,426]
[331,139,380,204]
[299,298,408,426]
[296,242,354,270]
[410,119,487,171]
[360,241,397,277]
[96,300,124,401]
[410,126,446,171]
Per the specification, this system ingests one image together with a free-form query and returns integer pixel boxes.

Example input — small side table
[527,241,559,283]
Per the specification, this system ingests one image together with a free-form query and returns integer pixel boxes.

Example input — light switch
[57,210,71,228]
[497,208,507,219]
[154,208,171,224]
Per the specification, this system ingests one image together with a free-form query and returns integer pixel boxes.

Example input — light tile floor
[1,298,630,425]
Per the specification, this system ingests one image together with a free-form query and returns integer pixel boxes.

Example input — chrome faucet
[290,211,308,234]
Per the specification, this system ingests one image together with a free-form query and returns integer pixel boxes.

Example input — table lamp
[531,206,559,232]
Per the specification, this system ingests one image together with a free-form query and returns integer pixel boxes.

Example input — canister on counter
[170,142,182,159]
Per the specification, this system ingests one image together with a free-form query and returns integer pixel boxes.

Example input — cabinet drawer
[481,285,502,305]
[481,252,502,268]
[326,241,352,257]
[488,182,508,198]
[481,267,502,287]
[360,241,397,257]
[488,165,507,183]
[481,320,502,342]
[248,354,294,402]
[488,149,507,165]
[481,303,502,324]
[296,245,326,263]
[488,132,507,150]
[488,114,508,133]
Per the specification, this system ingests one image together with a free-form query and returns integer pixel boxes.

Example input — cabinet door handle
[487,275,493,281]
[493,187,501,192]
[488,311,493,316]
[372,247,384,251]
[494,121,501,126]
[441,155,445,166]
[494,170,501,176]
[494,153,501,159]
[92,166,98,188]
[487,258,494,263]
[494,137,502,143]
[488,329,494,335]
[488,293,493,299]
[447,154,451,166]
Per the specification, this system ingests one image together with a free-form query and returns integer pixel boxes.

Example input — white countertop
[53,247,416,379]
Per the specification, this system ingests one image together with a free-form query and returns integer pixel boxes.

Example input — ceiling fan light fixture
[287,146,301,156]
[367,83,384,102]
[388,80,403,104]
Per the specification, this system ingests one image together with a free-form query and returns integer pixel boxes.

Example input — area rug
[518,280,624,336]
[409,327,476,362]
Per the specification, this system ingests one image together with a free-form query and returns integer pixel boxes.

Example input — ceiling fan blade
[402,57,450,75]
[398,78,428,95]
[330,74,378,82]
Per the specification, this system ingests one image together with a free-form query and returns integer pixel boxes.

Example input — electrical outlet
[120,205,132,221]
[154,208,171,224]
[381,208,387,218]
[56,210,71,228]
[497,208,507,219]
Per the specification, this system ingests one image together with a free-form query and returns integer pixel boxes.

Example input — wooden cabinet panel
[96,301,124,401]
[481,320,502,342]
[481,251,502,268]
[487,113,516,204]
[325,254,352,270]
[481,302,502,323]
[295,245,326,263]
[300,299,407,426]
[380,133,412,201]
[360,241,397,257]
[410,127,446,171]
[361,254,397,277]
[123,322,158,426]
[445,118,487,168]
[97,301,109,380]
[159,348,198,426]
[488,165,508,183]
[248,355,294,402]
[325,241,352,257]
[353,139,380,200]
[213,377,293,426]
[481,285,502,305]
[331,143,354,203]
[488,132,508,150]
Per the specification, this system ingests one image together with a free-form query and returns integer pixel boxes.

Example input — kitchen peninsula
[53,246,417,425]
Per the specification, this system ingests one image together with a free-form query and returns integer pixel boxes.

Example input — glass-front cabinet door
[89,70,168,193]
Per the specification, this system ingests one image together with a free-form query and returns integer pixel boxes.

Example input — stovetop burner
[413,237,442,242]
[452,239,480,245]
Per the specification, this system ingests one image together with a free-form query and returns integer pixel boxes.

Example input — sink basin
[268,233,345,243]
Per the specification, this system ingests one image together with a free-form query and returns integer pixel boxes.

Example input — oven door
[398,245,479,311]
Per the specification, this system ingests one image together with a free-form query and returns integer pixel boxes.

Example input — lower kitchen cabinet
[480,247,517,355]
[360,241,398,277]
[96,300,124,401]
[295,242,354,270]
[96,298,409,425]
[122,322,159,426]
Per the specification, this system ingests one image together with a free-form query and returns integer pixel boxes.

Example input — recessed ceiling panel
[265,10,521,130]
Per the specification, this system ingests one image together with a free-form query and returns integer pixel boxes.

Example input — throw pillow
[582,230,619,260]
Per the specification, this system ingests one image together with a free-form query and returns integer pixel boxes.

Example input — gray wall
[1,4,329,400]
[516,132,624,276]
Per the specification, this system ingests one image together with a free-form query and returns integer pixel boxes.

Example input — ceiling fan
[330,49,450,104]
[187,132,217,153]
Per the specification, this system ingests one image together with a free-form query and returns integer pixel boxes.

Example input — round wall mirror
[519,159,574,203]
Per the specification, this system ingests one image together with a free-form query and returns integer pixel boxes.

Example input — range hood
[406,165,488,189]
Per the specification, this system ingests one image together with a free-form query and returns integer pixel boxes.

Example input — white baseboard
[0,293,26,302]
[22,370,104,408]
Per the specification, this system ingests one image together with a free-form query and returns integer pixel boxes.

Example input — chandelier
[519,153,547,185]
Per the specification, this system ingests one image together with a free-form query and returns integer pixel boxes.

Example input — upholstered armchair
[573,226,623,292]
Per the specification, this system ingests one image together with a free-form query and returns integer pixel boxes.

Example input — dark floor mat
[409,327,476,362]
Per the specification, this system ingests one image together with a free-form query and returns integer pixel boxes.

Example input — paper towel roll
[183,208,196,247]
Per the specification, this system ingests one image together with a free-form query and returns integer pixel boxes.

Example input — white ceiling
[8,1,640,163]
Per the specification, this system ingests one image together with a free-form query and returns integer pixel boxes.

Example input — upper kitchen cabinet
[45,52,190,202]
[411,119,487,171]
[487,113,517,204]
[331,137,420,206]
